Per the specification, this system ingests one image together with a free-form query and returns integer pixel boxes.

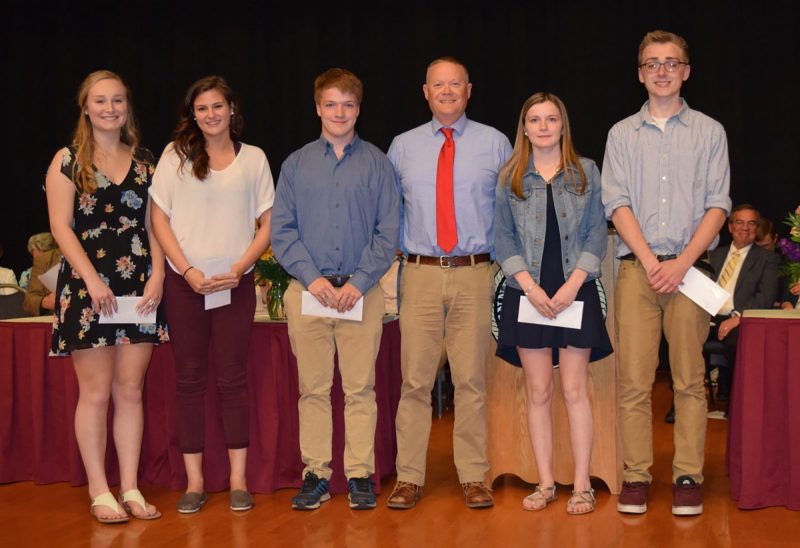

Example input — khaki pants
[615,259,710,484]
[285,280,385,480]
[395,260,493,485]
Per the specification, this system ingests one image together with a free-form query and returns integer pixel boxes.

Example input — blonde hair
[638,30,690,64]
[499,92,586,199]
[71,70,140,193]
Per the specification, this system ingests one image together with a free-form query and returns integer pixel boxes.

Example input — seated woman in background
[0,241,19,295]
[22,232,63,316]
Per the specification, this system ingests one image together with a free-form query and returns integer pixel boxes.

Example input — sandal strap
[569,488,596,505]
[91,491,124,514]
[120,489,147,510]
[535,485,557,499]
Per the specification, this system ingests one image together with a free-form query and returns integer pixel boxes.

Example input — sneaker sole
[349,501,377,510]
[230,504,253,511]
[672,504,703,516]
[291,492,331,511]
[386,500,417,509]
[617,502,647,514]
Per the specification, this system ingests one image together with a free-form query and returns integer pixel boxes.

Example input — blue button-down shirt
[601,100,731,257]
[387,115,512,256]
[270,135,400,294]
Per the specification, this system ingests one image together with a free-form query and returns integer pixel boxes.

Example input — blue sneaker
[292,472,331,510]
[348,477,376,509]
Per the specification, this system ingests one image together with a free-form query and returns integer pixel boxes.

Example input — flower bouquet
[254,246,291,320]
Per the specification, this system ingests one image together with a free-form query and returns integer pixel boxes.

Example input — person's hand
[551,281,580,314]
[790,281,800,296]
[336,283,362,312]
[717,316,740,340]
[136,275,164,316]
[85,276,117,317]
[649,258,690,294]
[41,292,56,311]
[525,284,556,319]
[209,263,244,292]
[308,277,338,308]
[184,268,214,295]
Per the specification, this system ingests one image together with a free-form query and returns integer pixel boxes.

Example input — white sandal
[120,489,162,520]
[522,484,557,511]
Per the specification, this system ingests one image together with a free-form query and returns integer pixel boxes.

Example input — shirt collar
[430,114,468,137]
[319,133,361,158]
[636,98,691,129]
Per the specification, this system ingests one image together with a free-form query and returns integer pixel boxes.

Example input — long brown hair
[172,75,244,180]
[72,70,140,193]
[499,92,586,199]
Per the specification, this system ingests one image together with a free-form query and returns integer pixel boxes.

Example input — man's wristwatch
[730,310,741,318]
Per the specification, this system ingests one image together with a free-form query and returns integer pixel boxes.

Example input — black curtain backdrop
[4,0,798,273]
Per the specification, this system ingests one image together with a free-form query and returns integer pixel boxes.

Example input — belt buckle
[439,256,455,268]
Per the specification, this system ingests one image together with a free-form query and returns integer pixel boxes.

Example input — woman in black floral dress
[46,70,166,523]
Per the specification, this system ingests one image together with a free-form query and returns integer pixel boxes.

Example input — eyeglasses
[638,60,689,73]
[732,220,758,228]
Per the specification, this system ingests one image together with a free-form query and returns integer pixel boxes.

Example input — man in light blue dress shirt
[386,57,511,509]
[601,30,730,517]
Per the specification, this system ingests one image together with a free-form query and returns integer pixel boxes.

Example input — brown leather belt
[323,274,352,288]
[406,253,491,268]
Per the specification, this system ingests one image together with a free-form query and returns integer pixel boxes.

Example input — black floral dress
[50,146,168,356]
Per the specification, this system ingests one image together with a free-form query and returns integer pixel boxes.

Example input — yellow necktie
[718,250,740,287]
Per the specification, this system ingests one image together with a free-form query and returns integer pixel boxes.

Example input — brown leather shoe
[462,482,493,508]
[386,481,422,509]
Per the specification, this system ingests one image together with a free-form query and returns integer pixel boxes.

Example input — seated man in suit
[710,204,780,399]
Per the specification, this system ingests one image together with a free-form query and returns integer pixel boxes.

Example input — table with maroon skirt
[0,316,400,494]
[727,311,800,510]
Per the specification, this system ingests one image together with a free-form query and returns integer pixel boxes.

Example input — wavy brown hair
[172,76,244,181]
[71,70,140,193]
[499,92,586,199]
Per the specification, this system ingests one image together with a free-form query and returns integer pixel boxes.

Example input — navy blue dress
[496,183,612,367]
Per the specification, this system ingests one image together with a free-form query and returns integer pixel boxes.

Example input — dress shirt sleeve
[702,123,732,215]
[350,156,401,294]
[387,137,407,255]
[493,179,528,277]
[600,127,632,220]
[269,156,322,287]
[576,161,608,277]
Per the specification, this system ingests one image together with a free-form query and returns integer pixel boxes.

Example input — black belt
[323,274,352,288]
[619,253,714,276]
[407,253,491,268]
[619,253,677,262]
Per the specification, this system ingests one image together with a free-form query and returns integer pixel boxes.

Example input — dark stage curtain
[4,0,798,271]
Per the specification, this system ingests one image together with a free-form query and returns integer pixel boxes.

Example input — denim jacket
[494,157,607,290]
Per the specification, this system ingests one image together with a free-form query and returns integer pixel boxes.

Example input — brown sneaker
[462,482,493,508]
[386,481,422,509]
[617,481,649,514]
[672,476,703,516]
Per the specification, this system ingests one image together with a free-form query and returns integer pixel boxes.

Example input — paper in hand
[518,296,584,329]
[197,257,232,310]
[98,296,156,324]
[678,266,730,316]
[301,291,363,321]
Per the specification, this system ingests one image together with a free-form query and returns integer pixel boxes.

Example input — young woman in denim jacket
[494,92,612,515]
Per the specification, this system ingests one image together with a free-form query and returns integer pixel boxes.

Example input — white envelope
[678,266,730,316]
[38,263,59,293]
[197,257,232,310]
[518,297,583,329]
[98,296,156,324]
[301,291,363,321]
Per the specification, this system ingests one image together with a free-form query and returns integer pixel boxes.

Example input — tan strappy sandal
[567,488,596,515]
[522,484,557,511]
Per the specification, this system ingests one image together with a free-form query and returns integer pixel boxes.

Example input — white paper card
[198,258,232,310]
[518,297,584,329]
[98,296,156,324]
[301,291,363,321]
[38,263,59,293]
[678,266,730,316]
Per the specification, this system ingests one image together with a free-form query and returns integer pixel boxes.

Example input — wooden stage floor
[2,371,796,547]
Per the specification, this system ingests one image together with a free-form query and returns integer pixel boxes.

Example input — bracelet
[523,284,536,296]
[182,265,195,278]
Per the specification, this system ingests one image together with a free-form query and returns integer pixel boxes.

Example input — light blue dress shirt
[601,100,731,257]
[388,115,512,257]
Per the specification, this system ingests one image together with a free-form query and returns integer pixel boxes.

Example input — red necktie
[436,127,457,253]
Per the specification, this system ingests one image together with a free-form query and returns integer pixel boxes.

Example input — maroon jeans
[163,266,256,453]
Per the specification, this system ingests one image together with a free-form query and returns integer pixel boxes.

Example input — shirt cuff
[500,255,528,278]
